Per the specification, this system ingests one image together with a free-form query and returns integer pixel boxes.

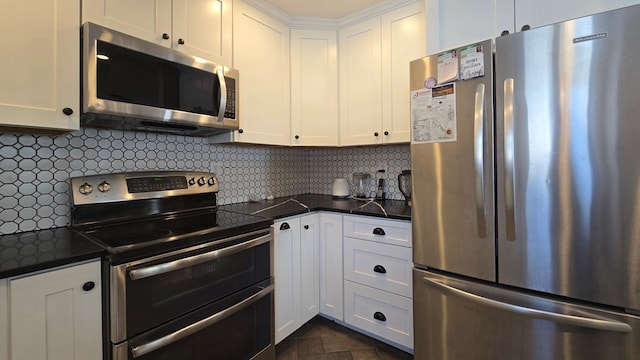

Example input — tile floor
[275,316,413,360]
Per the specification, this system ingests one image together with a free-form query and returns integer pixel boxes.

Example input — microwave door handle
[130,283,274,358]
[216,66,227,123]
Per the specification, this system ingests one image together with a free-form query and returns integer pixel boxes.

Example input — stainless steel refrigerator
[410,5,640,360]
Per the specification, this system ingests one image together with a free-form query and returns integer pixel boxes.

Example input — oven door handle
[128,233,272,280]
[130,283,274,358]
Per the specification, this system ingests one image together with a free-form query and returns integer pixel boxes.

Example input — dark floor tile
[297,337,325,355]
[373,340,413,360]
[299,352,353,360]
[350,349,381,360]
[321,328,375,353]
[276,338,298,360]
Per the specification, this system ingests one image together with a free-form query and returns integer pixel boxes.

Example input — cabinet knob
[82,281,95,292]
[373,311,387,322]
[178,38,185,45]
[162,33,170,40]
[279,222,290,230]
[304,225,309,230]
[384,131,389,136]
[374,132,379,137]
[373,265,387,274]
[295,135,300,140]
[501,30,510,36]
[62,107,74,116]
[238,128,244,134]
[521,24,531,31]
[372,227,386,236]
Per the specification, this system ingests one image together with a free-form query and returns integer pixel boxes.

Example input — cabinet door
[82,0,172,45]
[172,0,233,64]
[299,214,320,324]
[0,279,7,360]
[319,213,344,320]
[0,0,79,132]
[515,0,639,30]
[10,261,102,360]
[425,0,513,55]
[381,2,425,144]
[232,0,291,145]
[339,17,383,146]
[290,29,339,146]
[273,217,301,344]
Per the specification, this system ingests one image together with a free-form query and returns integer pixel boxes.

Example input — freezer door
[414,269,640,360]
[495,4,640,311]
[410,39,495,281]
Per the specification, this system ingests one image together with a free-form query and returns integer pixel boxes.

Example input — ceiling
[262,0,388,19]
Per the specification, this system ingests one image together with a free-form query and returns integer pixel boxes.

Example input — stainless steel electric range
[70,171,275,360]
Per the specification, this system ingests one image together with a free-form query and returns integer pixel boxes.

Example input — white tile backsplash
[0,128,409,235]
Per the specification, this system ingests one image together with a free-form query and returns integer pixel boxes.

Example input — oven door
[110,229,272,343]
[113,279,274,360]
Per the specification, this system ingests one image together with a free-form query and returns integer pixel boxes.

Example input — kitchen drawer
[344,237,412,297]
[344,281,413,349]
[343,215,411,247]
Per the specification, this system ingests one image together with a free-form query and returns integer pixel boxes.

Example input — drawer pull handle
[279,222,290,230]
[374,311,387,322]
[373,265,387,274]
[372,227,386,236]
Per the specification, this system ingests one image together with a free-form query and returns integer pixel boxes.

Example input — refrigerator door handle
[422,276,632,333]
[503,78,517,241]
[474,83,487,238]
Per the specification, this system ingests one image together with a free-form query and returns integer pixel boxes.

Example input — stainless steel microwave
[81,22,238,136]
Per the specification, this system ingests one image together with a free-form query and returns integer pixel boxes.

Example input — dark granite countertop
[219,193,411,221]
[0,227,105,279]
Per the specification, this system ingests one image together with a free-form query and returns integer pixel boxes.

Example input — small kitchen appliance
[397,170,411,205]
[331,178,350,198]
[352,172,371,198]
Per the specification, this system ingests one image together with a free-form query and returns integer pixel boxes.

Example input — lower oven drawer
[113,278,275,360]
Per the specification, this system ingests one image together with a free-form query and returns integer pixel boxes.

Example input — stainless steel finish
[414,269,640,360]
[70,171,218,206]
[129,233,272,280]
[81,22,239,136]
[216,66,227,123]
[473,83,487,238]
[130,284,274,358]
[422,275,631,333]
[502,78,516,241]
[495,5,640,310]
[410,38,495,282]
[110,228,273,343]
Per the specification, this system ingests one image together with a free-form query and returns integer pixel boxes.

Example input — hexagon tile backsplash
[0,128,410,235]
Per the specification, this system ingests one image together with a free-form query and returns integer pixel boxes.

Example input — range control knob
[79,183,93,195]
[197,177,206,186]
[207,177,216,186]
[98,181,111,192]
[188,177,196,186]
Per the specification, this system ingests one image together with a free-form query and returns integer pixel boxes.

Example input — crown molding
[242,0,420,29]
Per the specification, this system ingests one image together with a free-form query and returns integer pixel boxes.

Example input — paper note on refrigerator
[459,44,485,80]
[437,50,459,83]
[411,83,457,144]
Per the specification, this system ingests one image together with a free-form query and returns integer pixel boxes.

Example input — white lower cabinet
[8,260,102,360]
[274,214,320,344]
[342,214,413,350]
[318,212,344,320]
[0,279,7,360]
[344,281,413,349]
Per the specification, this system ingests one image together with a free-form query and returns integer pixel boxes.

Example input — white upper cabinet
[82,0,233,64]
[0,0,80,132]
[381,2,426,144]
[339,17,384,146]
[426,0,640,55]
[212,0,291,145]
[290,29,339,146]
[515,0,640,31]
[425,0,513,55]
[340,1,425,146]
